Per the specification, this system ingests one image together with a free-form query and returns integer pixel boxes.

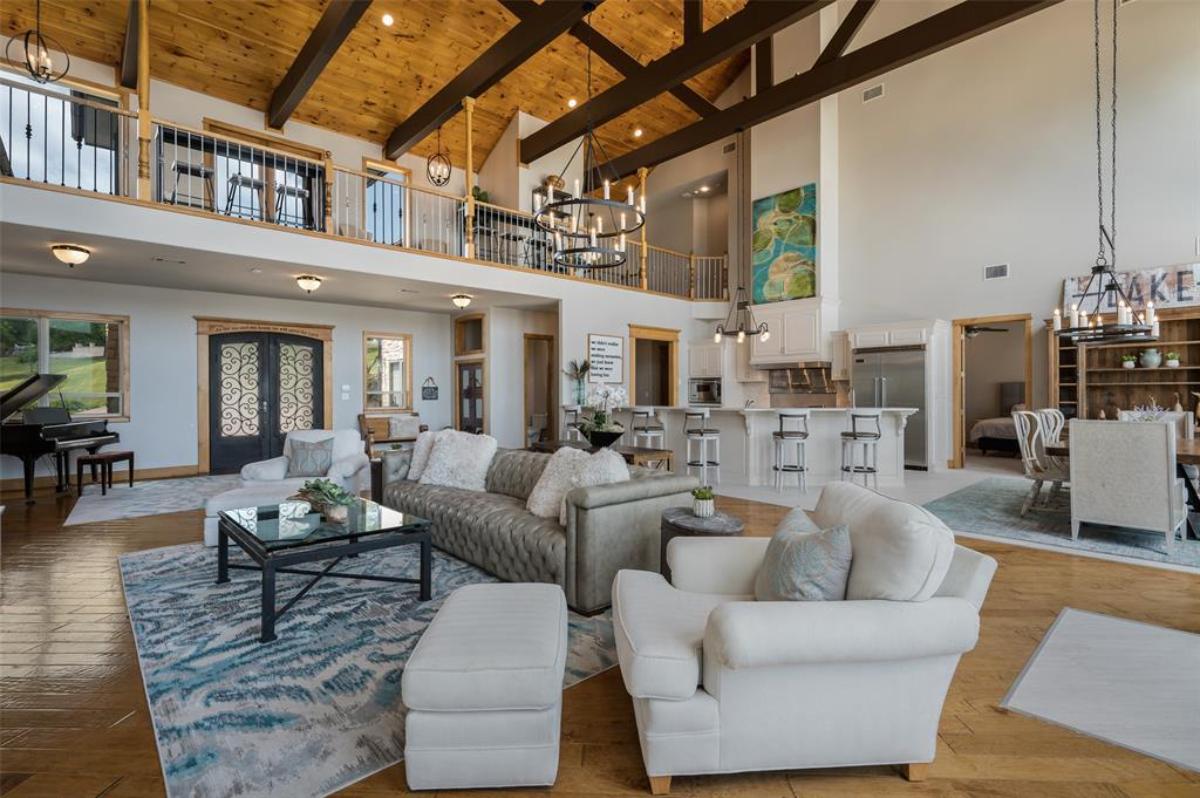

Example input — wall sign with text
[587,334,624,383]
[1062,262,1200,311]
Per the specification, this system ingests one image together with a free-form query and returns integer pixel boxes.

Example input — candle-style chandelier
[1054,0,1155,345]
[714,287,769,344]
[6,0,70,84]
[532,17,644,269]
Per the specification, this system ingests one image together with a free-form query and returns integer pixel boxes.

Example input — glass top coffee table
[217,498,432,643]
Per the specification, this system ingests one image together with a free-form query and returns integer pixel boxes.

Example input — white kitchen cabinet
[889,327,928,346]
[848,326,929,349]
[749,304,785,361]
[688,343,722,378]
[749,298,836,365]
[735,336,766,382]
[849,329,890,349]
[830,331,851,380]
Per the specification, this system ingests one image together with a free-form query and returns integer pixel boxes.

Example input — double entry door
[209,332,324,473]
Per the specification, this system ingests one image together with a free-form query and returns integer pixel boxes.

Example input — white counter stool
[631,407,665,448]
[841,410,882,488]
[684,409,720,486]
[562,405,584,442]
[772,409,811,493]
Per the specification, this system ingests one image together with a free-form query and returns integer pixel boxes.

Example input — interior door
[457,360,485,434]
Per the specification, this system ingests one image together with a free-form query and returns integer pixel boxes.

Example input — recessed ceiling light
[51,244,90,266]
[567,98,577,108]
[451,293,473,309]
[698,185,710,193]
[633,127,643,138]
[381,12,394,26]
[296,275,323,294]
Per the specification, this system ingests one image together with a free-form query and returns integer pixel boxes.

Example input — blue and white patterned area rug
[924,476,1200,569]
[66,474,242,526]
[118,543,617,798]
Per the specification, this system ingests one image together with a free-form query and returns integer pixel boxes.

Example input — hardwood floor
[1,488,1198,797]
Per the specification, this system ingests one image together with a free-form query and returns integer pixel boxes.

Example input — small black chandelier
[1054,0,1155,345]
[425,127,451,187]
[6,0,70,84]
[714,287,769,344]
[532,17,644,269]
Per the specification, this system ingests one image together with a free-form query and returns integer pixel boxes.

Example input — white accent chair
[612,483,997,794]
[1068,419,1187,552]
[1013,410,1069,515]
[1037,407,1066,444]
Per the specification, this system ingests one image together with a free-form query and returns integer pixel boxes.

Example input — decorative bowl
[585,429,623,448]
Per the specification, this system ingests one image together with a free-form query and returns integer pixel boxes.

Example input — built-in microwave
[687,378,723,406]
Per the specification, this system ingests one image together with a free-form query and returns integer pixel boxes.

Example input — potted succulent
[296,478,355,523]
[563,359,590,405]
[578,384,627,447]
[692,486,715,518]
[1165,351,1181,368]
[1121,354,1137,369]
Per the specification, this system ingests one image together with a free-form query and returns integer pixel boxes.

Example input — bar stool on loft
[224,172,267,221]
[840,409,882,488]
[772,409,810,492]
[631,407,665,449]
[168,160,215,210]
[562,405,584,442]
[274,182,313,229]
[683,408,720,485]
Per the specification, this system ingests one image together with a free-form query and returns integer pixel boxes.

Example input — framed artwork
[587,334,624,383]
[752,183,817,304]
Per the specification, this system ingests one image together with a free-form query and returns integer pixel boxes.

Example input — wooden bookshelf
[1047,308,1200,419]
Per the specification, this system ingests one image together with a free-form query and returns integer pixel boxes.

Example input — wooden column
[463,96,476,259]
[637,166,648,290]
[135,0,150,200]
[322,152,334,233]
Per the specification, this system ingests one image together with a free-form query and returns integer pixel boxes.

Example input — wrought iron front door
[209,332,324,473]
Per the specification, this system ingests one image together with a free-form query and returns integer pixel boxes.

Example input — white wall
[0,272,453,478]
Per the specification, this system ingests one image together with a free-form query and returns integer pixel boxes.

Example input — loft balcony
[0,77,728,302]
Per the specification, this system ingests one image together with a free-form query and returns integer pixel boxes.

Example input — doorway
[208,331,325,473]
[629,325,679,406]
[951,314,1033,469]
[524,334,556,445]
[455,359,485,434]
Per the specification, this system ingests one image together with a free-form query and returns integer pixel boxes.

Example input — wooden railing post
[463,96,476,259]
[689,252,697,299]
[723,253,730,300]
[135,0,151,200]
[322,152,334,233]
[638,166,648,290]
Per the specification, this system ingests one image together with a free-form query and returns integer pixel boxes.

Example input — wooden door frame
[196,317,333,474]
[628,324,680,407]
[523,333,557,444]
[453,357,487,432]
[950,313,1033,469]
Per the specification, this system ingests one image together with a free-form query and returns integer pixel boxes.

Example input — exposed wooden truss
[684,0,703,41]
[267,0,372,130]
[519,0,832,165]
[384,0,597,160]
[593,0,1061,181]
[814,0,877,67]
[118,0,137,90]
[755,35,773,91]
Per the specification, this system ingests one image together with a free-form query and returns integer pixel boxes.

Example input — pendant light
[1054,0,1154,345]
[426,127,452,187]
[6,0,70,84]
[714,287,768,344]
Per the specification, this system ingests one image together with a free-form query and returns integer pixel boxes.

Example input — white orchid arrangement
[1126,399,1166,422]
[580,384,628,432]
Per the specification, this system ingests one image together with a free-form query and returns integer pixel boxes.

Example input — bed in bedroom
[968,381,1026,456]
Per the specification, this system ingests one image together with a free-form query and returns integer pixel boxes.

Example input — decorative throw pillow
[419,429,499,492]
[381,446,413,483]
[407,430,436,482]
[388,414,423,440]
[285,437,334,478]
[560,448,631,526]
[774,506,822,536]
[526,447,590,520]
[754,523,852,602]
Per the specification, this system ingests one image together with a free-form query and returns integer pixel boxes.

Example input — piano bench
[77,450,134,497]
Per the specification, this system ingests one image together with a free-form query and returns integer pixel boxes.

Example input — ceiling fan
[964,325,1010,339]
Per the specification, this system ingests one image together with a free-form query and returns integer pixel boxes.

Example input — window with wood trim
[364,332,412,412]
[0,310,130,419]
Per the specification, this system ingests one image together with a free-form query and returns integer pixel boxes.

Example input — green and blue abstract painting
[752,183,816,303]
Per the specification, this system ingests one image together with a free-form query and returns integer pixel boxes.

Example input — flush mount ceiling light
[50,244,90,266]
[451,293,473,309]
[381,12,394,26]
[714,287,769,345]
[6,0,69,84]
[296,274,323,294]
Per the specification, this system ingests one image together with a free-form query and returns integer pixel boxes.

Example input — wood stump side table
[660,506,745,583]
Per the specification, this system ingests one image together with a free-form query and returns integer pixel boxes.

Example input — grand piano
[1,374,120,502]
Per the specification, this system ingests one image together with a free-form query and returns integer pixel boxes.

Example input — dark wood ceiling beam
[755,36,773,91]
[592,0,1061,182]
[814,0,877,67]
[119,0,138,90]
[520,0,832,164]
[499,0,718,118]
[385,0,597,160]
[684,0,703,41]
[268,0,372,129]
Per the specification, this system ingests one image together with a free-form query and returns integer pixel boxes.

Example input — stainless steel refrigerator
[851,346,927,469]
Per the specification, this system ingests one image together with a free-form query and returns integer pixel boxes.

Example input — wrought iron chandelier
[425,127,451,187]
[532,19,645,270]
[1054,0,1155,345]
[6,0,70,84]
[714,287,769,344]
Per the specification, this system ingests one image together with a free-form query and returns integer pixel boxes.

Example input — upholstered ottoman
[202,484,304,546]
[402,583,568,791]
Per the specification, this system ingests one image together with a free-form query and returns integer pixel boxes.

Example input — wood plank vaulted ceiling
[2,0,750,172]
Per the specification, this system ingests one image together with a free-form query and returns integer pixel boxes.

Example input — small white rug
[65,474,242,526]
[1001,607,1200,772]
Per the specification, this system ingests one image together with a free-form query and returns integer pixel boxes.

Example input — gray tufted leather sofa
[382,449,697,613]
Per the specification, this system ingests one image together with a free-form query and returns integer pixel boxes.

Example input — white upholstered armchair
[241,429,370,493]
[612,483,997,794]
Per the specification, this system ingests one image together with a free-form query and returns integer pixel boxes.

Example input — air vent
[722,142,736,154]
[862,83,884,103]
[983,263,1010,281]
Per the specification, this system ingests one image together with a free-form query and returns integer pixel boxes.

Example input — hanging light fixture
[532,9,644,270]
[6,0,69,84]
[714,287,769,344]
[296,275,323,294]
[450,293,472,309]
[426,127,452,187]
[50,244,90,266]
[1054,0,1154,345]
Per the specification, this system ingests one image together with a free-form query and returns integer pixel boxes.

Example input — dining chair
[1037,408,1066,444]
[1013,410,1068,515]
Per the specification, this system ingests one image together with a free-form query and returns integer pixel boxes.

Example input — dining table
[1045,436,1200,465]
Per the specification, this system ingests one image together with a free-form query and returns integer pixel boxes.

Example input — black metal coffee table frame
[217,513,432,643]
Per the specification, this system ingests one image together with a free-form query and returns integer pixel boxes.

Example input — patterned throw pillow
[407,431,436,482]
[560,448,630,526]
[418,429,499,492]
[285,437,334,478]
[526,447,590,520]
[387,414,423,440]
[754,522,852,602]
